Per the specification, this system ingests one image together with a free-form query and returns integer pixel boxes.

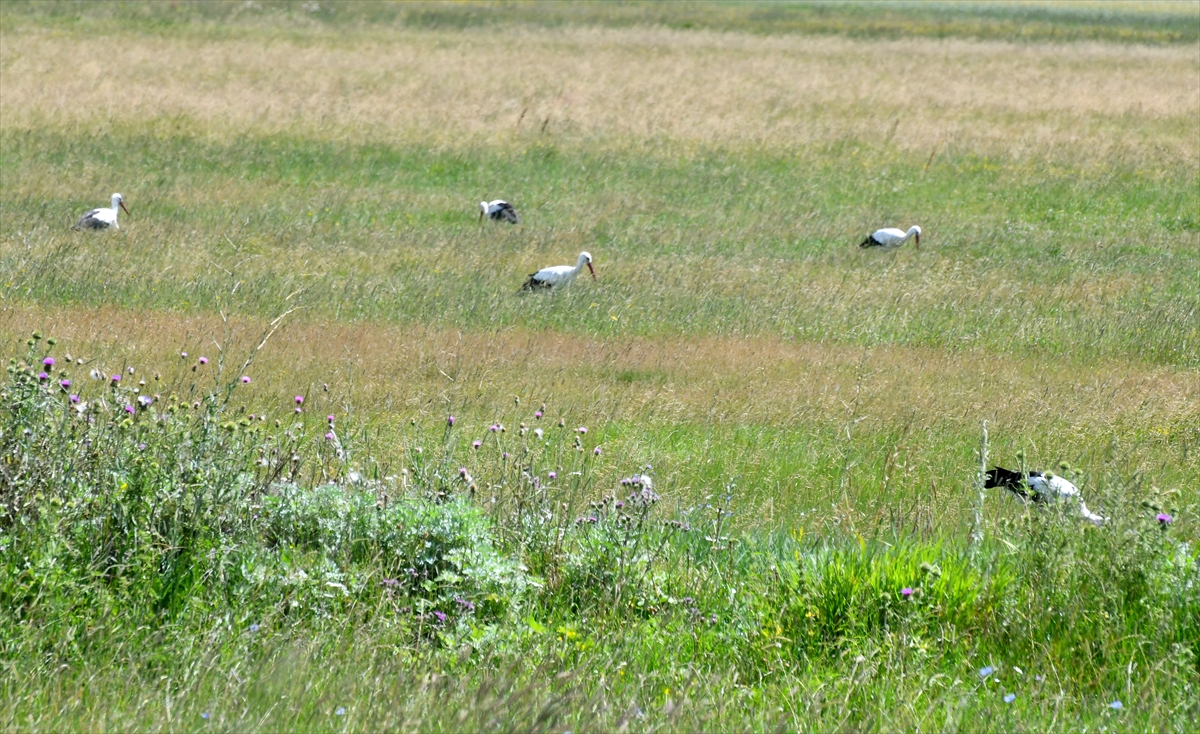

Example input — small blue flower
[201,712,211,720]
[335,707,346,716]
[1004,693,1016,703]
[979,666,995,678]
[1109,700,1123,710]
[249,623,260,632]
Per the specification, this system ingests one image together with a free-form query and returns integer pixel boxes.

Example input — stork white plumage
[480,199,520,224]
[860,225,921,250]
[74,193,130,230]
[520,252,595,292]
[985,467,1105,526]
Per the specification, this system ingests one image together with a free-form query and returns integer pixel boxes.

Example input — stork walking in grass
[985,466,1105,526]
[520,251,595,292]
[480,199,520,224]
[74,193,130,230]
[860,225,921,250]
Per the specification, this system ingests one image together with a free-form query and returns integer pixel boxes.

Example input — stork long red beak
[587,262,596,279]
[119,201,131,215]
[914,233,920,249]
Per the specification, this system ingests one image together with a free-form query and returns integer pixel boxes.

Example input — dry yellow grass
[3,24,1197,162]
[5,304,1194,435]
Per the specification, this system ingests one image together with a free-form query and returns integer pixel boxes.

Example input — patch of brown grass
[4,304,1194,433]
[3,24,1197,162]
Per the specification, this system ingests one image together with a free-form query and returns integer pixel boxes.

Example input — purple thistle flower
[576,426,587,434]
[489,424,499,432]
[295,395,304,404]
[198,356,208,365]
[37,372,49,381]
[240,376,251,384]
[472,440,482,449]
[447,415,456,427]
[138,395,152,407]
[43,357,55,367]
[60,379,71,389]
[432,610,447,623]
[325,432,335,441]
[124,405,135,414]
[593,447,602,456]
[295,407,302,413]
[69,394,79,403]
[327,414,335,423]
[1157,513,1173,526]
[459,467,468,477]
[548,471,557,479]
[502,451,510,459]
[535,410,543,419]
[181,352,187,359]
[111,374,121,383]
[901,587,914,597]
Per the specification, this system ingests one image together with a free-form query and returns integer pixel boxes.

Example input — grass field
[1,1,1198,731]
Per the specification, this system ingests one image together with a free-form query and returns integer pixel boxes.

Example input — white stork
[479,199,520,224]
[985,467,1105,526]
[74,193,130,230]
[860,225,921,250]
[520,251,595,292]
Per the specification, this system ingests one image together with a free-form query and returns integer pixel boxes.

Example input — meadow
[0,1,1198,731]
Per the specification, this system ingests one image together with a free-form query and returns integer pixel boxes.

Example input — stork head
[579,251,595,279]
[479,201,488,221]
[910,225,922,247]
[113,193,130,215]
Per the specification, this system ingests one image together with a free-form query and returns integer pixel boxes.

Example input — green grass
[5,0,1198,45]
[3,129,1196,364]
[1,1,1198,730]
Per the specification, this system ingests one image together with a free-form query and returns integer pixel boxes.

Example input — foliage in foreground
[1,340,1197,731]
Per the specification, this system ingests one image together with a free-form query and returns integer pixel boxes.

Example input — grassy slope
[1,1,1198,730]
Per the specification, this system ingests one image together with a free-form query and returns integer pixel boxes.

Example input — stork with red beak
[520,252,595,292]
[74,193,130,230]
[860,225,921,250]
